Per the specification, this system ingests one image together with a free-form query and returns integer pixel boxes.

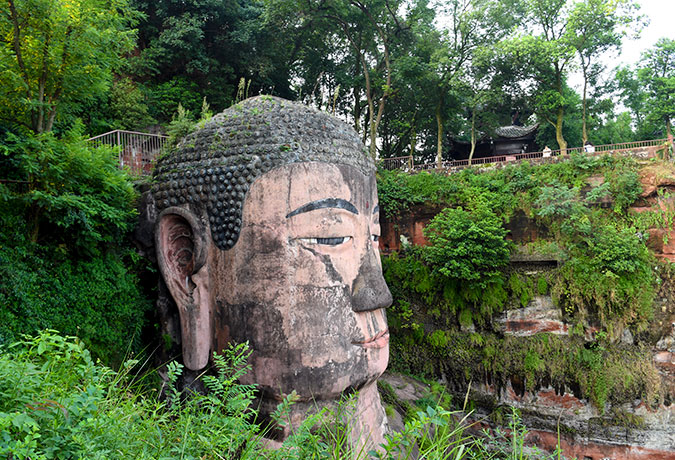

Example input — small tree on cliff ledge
[0,0,139,133]
[422,205,510,289]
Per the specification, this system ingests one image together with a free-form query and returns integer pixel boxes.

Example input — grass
[0,331,567,460]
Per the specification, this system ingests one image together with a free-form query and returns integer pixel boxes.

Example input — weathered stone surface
[656,324,675,352]
[152,96,374,251]
[151,96,392,451]
[384,371,675,460]
[496,296,568,336]
[621,327,635,345]
[505,210,550,243]
[379,204,442,253]
[639,165,675,198]
[380,372,431,402]
[470,379,675,459]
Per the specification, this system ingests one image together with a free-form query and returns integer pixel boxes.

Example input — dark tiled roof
[494,124,539,139]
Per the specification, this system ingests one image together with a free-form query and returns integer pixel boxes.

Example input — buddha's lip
[353,330,389,349]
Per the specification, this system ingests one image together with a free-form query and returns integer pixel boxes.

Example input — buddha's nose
[351,247,393,312]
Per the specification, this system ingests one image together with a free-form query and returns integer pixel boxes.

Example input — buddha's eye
[371,235,379,242]
[299,236,352,246]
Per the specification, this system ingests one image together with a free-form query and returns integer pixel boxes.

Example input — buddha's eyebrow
[286,198,359,218]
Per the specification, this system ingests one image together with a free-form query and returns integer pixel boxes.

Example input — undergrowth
[0,331,564,459]
[379,154,657,333]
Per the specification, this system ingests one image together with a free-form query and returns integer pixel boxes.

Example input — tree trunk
[555,107,567,154]
[667,117,673,159]
[46,108,57,132]
[436,102,443,168]
[369,118,377,158]
[353,86,361,134]
[553,69,567,154]
[581,70,588,144]
[468,110,477,165]
[410,126,416,158]
[362,104,369,144]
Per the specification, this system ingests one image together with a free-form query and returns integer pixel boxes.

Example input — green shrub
[422,205,510,288]
[508,274,535,308]
[0,331,261,459]
[428,329,449,348]
[606,160,642,214]
[0,128,150,365]
[552,223,655,331]
[0,127,137,254]
[0,243,150,365]
[376,169,424,217]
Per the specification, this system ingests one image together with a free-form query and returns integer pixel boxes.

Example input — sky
[568,0,674,93]
[616,0,675,66]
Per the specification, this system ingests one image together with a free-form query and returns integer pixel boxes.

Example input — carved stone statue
[150,96,392,448]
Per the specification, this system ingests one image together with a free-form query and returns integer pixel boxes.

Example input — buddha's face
[209,162,391,401]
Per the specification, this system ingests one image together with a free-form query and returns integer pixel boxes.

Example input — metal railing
[383,138,668,173]
[380,155,415,171]
[89,130,667,176]
[88,130,168,175]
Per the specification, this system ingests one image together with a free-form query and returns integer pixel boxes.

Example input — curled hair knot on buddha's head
[152,96,374,250]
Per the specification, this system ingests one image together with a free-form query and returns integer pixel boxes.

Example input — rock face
[379,161,675,458]
[634,164,675,262]
[379,204,442,253]
[469,377,675,459]
[380,372,675,459]
[496,296,568,336]
[493,298,675,458]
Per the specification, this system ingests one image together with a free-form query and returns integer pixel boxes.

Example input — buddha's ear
[156,207,211,370]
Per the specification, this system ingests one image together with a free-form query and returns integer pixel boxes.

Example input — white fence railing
[88,130,168,175]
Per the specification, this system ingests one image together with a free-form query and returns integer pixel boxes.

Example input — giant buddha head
[151,96,392,445]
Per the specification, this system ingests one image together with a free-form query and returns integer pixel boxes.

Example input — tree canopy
[0,0,139,133]
[0,0,662,160]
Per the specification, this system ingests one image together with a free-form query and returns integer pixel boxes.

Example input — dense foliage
[3,0,667,157]
[423,205,510,288]
[0,127,137,251]
[0,331,260,459]
[0,128,150,365]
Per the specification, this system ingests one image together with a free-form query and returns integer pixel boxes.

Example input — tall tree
[567,0,640,144]
[505,0,575,153]
[0,0,138,133]
[614,66,646,129]
[637,38,675,139]
[429,0,521,167]
[379,0,442,162]
[264,0,412,159]
[460,48,505,164]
